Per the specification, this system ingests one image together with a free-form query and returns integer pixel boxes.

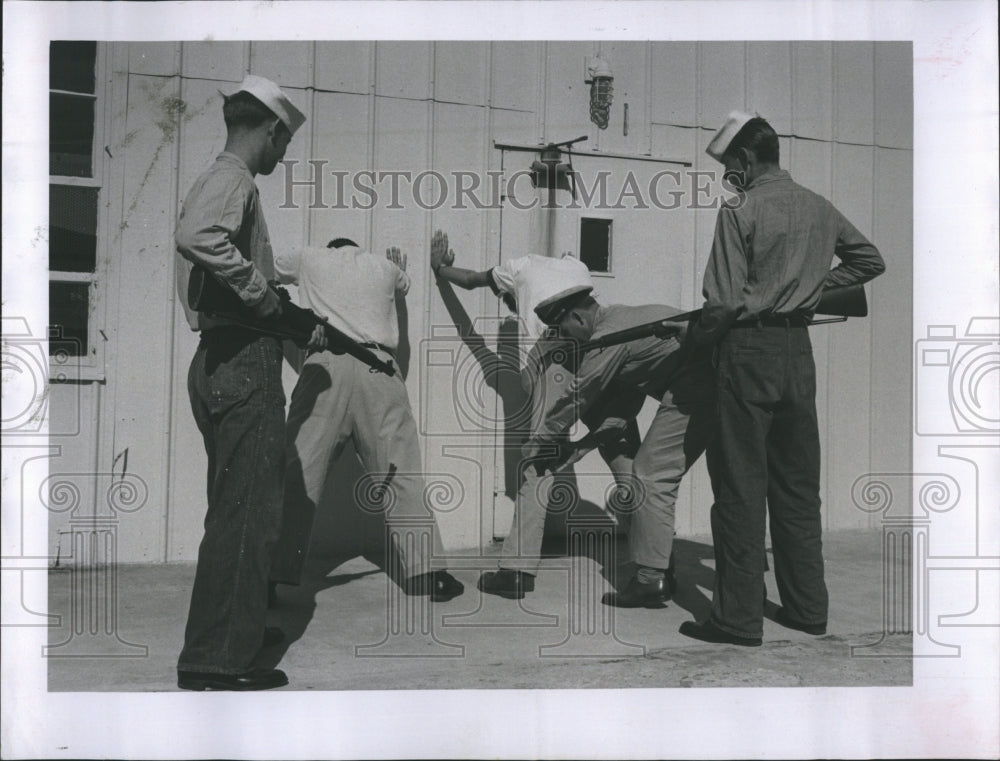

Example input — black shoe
[177,668,288,691]
[478,569,535,600]
[775,607,827,635]
[602,573,673,608]
[262,626,284,648]
[679,619,762,647]
[267,582,278,609]
[404,570,464,602]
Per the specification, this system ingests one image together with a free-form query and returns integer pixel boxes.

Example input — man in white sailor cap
[680,111,885,646]
[174,75,309,690]
[430,232,645,600]
[528,286,716,607]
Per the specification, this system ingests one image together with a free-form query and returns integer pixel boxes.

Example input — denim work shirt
[532,303,711,443]
[699,169,885,343]
[175,152,275,331]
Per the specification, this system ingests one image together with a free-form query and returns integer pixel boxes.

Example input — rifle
[581,283,868,353]
[187,265,396,376]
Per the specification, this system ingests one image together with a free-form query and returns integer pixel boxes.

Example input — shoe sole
[177,675,289,691]
[601,594,669,609]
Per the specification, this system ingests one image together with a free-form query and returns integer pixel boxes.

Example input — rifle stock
[187,265,395,376]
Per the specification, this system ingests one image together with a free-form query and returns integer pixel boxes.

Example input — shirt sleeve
[274,246,303,286]
[533,344,632,442]
[489,259,519,295]
[697,206,751,344]
[824,209,887,288]
[175,174,269,305]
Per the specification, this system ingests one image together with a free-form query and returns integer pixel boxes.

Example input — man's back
[492,254,593,342]
[276,245,408,348]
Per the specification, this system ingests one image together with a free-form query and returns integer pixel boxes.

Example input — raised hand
[386,246,407,272]
[430,229,455,272]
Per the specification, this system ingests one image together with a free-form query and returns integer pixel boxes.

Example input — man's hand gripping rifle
[188,266,396,376]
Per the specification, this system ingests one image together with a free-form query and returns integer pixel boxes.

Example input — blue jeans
[178,328,286,675]
[707,325,828,639]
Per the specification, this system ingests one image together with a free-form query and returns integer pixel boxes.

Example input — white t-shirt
[275,244,409,350]
[489,254,594,350]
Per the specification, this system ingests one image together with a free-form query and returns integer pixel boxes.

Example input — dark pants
[178,329,286,675]
[706,324,828,639]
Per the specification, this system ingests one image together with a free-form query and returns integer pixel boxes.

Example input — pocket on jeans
[205,346,253,403]
[722,351,783,404]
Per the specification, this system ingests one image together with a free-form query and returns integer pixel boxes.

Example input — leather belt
[307,342,395,358]
[732,313,810,328]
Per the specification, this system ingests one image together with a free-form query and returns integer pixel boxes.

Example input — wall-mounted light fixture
[585,56,614,130]
[529,135,588,200]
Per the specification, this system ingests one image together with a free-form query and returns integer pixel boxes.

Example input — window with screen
[580,217,612,273]
[49,41,100,359]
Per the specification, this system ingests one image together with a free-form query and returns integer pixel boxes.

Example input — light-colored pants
[499,356,644,572]
[499,347,713,573]
[271,349,438,584]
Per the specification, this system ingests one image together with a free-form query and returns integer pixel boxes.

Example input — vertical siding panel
[791,42,834,141]
[601,42,647,155]
[789,137,835,525]
[491,41,540,112]
[314,41,373,94]
[834,42,875,145]
[435,42,488,106]
[875,42,913,149]
[248,42,312,88]
[650,42,698,126]
[180,41,247,83]
[542,41,595,143]
[307,92,371,246]
[827,143,875,529]
[129,42,180,77]
[747,42,792,135]
[696,42,746,129]
[376,42,433,100]
[871,147,913,527]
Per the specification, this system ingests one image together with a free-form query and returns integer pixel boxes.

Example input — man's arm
[695,207,750,345]
[176,174,280,318]
[824,209,886,288]
[430,229,493,290]
[528,343,632,450]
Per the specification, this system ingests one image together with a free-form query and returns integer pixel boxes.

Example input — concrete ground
[47,529,910,691]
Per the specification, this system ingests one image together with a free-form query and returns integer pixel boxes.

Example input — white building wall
[48,41,913,562]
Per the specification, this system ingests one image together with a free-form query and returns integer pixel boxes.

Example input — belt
[732,313,810,328]
[307,342,395,358]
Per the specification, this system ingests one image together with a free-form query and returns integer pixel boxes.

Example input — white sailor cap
[229,74,307,136]
[534,284,595,326]
[705,110,755,162]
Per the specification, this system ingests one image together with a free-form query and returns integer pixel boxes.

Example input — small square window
[50,41,97,94]
[580,217,612,273]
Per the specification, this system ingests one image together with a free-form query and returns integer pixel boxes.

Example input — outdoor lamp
[586,56,614,130]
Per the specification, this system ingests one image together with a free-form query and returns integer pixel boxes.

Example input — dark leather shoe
[262,626,284,648]
[679,619,762,647]
[404,570,464,602]
[775,607,827,635]
[177,668,288,691]
[478,569,535,600]
[602,572,674,608]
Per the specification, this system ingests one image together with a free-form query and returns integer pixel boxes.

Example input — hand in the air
[386,246,407,272]
[430,229,455,272]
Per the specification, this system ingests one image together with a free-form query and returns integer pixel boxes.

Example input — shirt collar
[746,168,791,190]
[216,151,253,176]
